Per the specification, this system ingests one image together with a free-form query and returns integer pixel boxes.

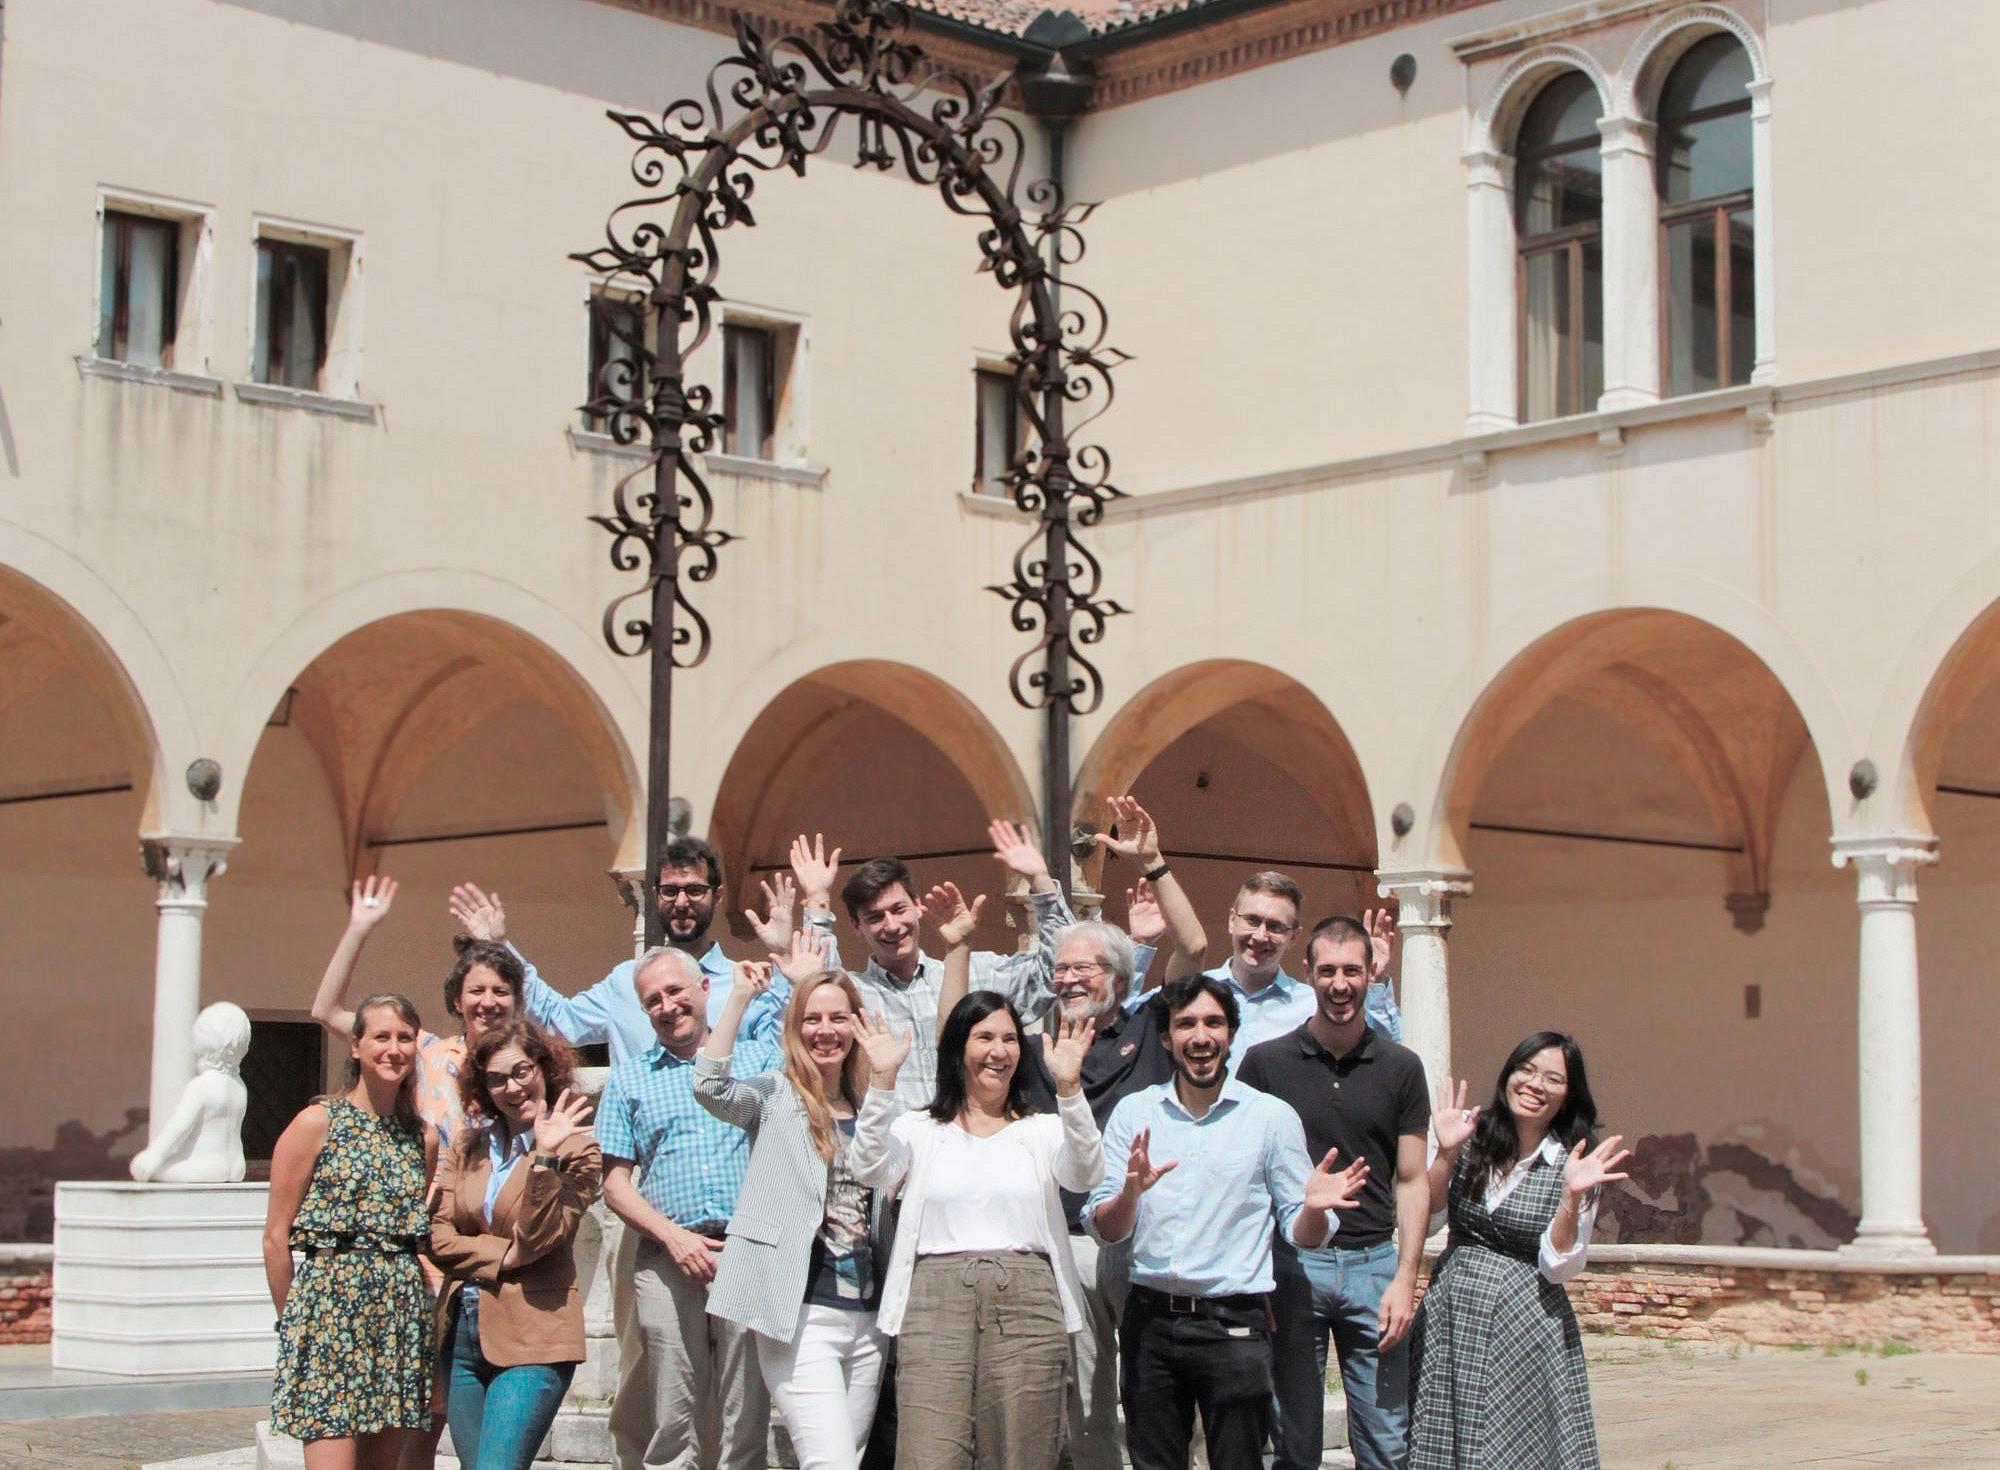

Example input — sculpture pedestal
[52,1181,273,1376]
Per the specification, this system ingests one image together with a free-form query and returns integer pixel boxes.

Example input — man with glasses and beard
[448,835,801,1064]
[1086,975,1369,1470]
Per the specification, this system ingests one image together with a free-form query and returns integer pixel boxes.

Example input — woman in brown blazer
[428,1018,601,1470]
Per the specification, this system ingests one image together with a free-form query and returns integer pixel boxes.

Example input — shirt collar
[1296,1022,1375,1065]
[486,1120,534,1164]
[1157,1073,1251,1122]
[697,942,731,978]
[864,951,937,990]
[1208,961,1299,1002]
[643,1041,699,1069]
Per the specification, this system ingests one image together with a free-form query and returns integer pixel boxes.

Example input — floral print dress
[271,1097,434,1441]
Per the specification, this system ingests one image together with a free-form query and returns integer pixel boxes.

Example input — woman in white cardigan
[694,939,887,1470]
[849,904,1103,1470]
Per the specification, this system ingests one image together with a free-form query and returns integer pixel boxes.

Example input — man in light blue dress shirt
[1158,871,1403,1057]
[448,834,799,1065]
[1086,974,1369,1470]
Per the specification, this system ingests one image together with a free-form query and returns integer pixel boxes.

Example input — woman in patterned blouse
[1409,1033,1631,1470]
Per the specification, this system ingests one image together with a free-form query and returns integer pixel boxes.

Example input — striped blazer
[691,1049,885,1343]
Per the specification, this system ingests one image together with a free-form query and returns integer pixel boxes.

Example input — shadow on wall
[0,1109,146,1241]
[1602,1130,1859,1250]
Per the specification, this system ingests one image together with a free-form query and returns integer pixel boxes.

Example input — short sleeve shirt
[1236,1023,1429,1248]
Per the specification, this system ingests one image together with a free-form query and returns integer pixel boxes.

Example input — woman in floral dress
[263,992,438,1470]
[1410,1032,1631,1470]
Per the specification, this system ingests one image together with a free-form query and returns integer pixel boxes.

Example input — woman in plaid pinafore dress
[1409,1033,1631,1470]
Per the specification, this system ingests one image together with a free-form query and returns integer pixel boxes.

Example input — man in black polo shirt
[1237,914,1430,1470]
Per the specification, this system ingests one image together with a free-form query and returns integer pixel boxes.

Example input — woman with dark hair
[849,896,1104,1470]
[1409,1032,1630,1470]
[264,993,437,1470]
[427,1018,600,1470]
[692,934,886,1470]
[310,875,524,1155]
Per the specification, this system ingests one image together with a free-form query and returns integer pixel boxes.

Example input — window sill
[568,426,652,462]
[75,356,224,397]
[703,452,826,487]
[232,381,379,422]
[1457,383,1775,479]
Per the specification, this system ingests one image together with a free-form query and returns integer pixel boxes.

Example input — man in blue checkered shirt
[600,946,782,1470]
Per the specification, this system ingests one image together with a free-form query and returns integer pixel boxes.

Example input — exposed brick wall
[1567,1261,2000,1353]
[0,1258,53,1345]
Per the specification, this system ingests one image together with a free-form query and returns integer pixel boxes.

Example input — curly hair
[457,1018,578,1123]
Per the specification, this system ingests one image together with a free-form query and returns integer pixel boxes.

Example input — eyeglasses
[1052,961,1105,979]
[653,882,714,901]
[484,1061,539,1091]
[1511,1065,1569,1090]
[1231,912,1295,936]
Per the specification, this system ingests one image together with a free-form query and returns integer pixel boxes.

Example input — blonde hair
[781,970,869,1162]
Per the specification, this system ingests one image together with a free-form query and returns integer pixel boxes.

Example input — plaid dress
[1409,1148,1599,1470]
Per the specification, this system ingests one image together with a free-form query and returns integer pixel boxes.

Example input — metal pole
[1040,116,1074,895]
[642,285,688,949]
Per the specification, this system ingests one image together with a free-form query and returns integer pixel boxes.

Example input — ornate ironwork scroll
[575,0,1126,919]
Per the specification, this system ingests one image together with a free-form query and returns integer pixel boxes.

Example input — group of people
[261,797,1629,1470]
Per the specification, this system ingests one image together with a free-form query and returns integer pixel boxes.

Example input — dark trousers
[1118,1288,1273,1470]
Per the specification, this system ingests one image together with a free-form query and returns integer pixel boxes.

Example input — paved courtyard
[1,1343,1996,1470]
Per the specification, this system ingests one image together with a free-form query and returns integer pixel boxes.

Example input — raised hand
[988,819,1051,887]
[1125,879,1166,947]
[746,874,797,953]
[789,833,843,903]
[448,882,505,943]
[350,874,398,931]
[774,930,833,985]
[1122,1127,1178,1196]
[731,959,776,1002]
[1563,1134,1632,1201]
[921,882,987,949]
[853,1008,912,1084]
[1304,1147,1371,1213]
[532,1087,593,1153]
[1364,906,1398,980]
[1095,795,1163,868]
[1432,1077,1480,1153]
[1039,1012,1098,1095]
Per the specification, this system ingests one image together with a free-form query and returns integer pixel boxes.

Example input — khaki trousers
[612,1237,770,1470]
[895,1252,1070,1470]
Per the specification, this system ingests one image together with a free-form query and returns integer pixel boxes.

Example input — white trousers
[1066,1232,1130,1470]
[757,1302,888,1470]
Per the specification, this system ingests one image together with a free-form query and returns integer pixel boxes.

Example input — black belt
[298,1232,423,1259]
[1129,1283,1268,1320]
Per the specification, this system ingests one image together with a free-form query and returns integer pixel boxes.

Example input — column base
[1839,1221,1936,1259]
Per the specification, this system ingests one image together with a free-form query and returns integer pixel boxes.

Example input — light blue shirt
[514,940,788,1065]
[1209,961,1316,1062]
[598,1036,782,1225]
[1086,1075,1326,1296]
[481,1121,534,1222]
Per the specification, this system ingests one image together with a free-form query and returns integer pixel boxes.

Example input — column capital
[607,864,648,913]
[1461,148,1514,189]
[1745,76,1774,116]
[1376,867,1473,932]
[1597,115,1657,156]
[1830,833,1938,906]
[139,835,238,905]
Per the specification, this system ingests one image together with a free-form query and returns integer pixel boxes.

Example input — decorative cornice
[1091,0,1496,110]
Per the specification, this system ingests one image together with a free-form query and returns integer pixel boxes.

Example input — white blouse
[913,1123,1050,1257]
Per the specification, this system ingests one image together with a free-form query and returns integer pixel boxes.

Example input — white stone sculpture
[130,1002,251,1183]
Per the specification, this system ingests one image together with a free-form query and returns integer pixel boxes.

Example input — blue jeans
[1270,1236,1409,1470]
[447,1290,575,1470]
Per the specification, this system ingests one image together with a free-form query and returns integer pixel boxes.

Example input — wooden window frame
[254,237,331,390]
[1656,86,1755,396]
[722,321,777,461]
[972,365,1022,496]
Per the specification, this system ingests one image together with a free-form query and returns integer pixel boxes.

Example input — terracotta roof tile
[910,0,1214,39]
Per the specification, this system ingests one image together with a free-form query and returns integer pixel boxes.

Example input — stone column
[1374,868,1472,1091]
[139,836,236,1144]
[1830,835,1937,1257]
[1463,148,1518,433]
[1597,116,1661,411]
[1747,78,1777,384]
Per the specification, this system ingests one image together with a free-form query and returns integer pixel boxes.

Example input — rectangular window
[1661,200,1753,397]
[723,322,776,460]
[98,211,182,368]
[238,1019,325,1164]
[586,292,645,430]
[1518,236,1603,421]
[973,367,1022,496]
[253,238,330,390]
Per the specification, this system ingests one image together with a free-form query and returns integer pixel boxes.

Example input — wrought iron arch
[575,0,1127,935]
